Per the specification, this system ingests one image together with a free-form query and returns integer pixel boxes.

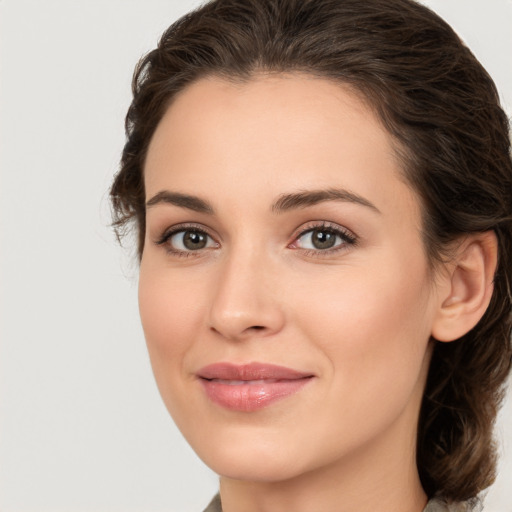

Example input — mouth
[196,362,315,412]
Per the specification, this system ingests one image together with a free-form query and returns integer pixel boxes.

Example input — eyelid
[153,220,357,258]
[288,221,358,255]
[154,222,219,256]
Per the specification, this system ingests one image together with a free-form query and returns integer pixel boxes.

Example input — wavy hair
[110,0,512,502]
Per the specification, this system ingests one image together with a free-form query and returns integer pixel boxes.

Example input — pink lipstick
[197,362,314,412]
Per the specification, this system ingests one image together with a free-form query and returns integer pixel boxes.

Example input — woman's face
[139,74,440,482]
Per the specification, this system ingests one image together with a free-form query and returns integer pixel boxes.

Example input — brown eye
[183,231,207,249]
[291,223,357,254]
[297,228,341,250]
[168,229,216,251]
[310,229,337,249]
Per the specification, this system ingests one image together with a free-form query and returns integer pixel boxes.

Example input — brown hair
[111,0,512,503]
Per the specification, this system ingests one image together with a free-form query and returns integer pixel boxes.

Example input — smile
[197,363,314,412]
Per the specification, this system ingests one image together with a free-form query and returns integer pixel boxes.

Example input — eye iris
[312,229,337,249]
[183,230,207,250]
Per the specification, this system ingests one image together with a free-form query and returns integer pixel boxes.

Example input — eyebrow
[146,191,214,214]
[271,188,381,214]
[145,187,380,215]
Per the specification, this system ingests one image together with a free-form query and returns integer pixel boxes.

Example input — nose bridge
[208,238,285,340]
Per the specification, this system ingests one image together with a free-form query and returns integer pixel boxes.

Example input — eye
[156,226,218,255]
[171,229,214,250]
[291,223,357,254]
[297,228,340,250]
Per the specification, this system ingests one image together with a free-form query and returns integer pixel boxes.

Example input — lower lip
[200,378,313,412]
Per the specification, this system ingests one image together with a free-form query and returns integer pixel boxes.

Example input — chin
[202,448,307,483]
[184,422,325,483]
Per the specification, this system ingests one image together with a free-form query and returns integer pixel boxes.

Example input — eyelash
[155,223,218,258]
[155,221,358,258]
[290,221,358,257]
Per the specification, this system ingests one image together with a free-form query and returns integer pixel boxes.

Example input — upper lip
[197,362,313,381]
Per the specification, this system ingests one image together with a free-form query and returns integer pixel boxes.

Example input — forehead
[144,73,419,221]
[147,73,388,169]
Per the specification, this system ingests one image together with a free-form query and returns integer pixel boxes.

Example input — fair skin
[139,74,496,512]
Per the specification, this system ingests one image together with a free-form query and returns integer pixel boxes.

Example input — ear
[431,231,498,343]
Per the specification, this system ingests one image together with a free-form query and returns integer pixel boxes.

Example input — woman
[110,0,512,510]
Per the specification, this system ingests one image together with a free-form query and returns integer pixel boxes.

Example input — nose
[208,246,285,341]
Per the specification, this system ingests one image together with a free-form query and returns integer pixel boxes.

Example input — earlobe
[431,231,498,343]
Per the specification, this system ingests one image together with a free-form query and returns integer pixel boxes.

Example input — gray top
[203,494,474,512]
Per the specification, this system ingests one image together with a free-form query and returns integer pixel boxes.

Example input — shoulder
[202,494,222,512]
[424,498,483,512]
[202,495,480,512]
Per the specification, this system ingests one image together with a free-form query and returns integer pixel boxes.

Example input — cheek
[282,267,433,461]
[138,264,205,377]
[291,255,433,413]
[295,251,431,337]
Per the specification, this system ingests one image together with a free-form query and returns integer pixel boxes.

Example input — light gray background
[1,1,511,511]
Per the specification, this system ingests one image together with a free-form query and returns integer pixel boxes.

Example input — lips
[197,362,314,412]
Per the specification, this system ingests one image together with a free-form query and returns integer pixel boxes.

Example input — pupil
[312,229,336,249]
[184,231,207,250]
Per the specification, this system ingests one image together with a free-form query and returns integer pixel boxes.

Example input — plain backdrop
[1,1,511,511]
